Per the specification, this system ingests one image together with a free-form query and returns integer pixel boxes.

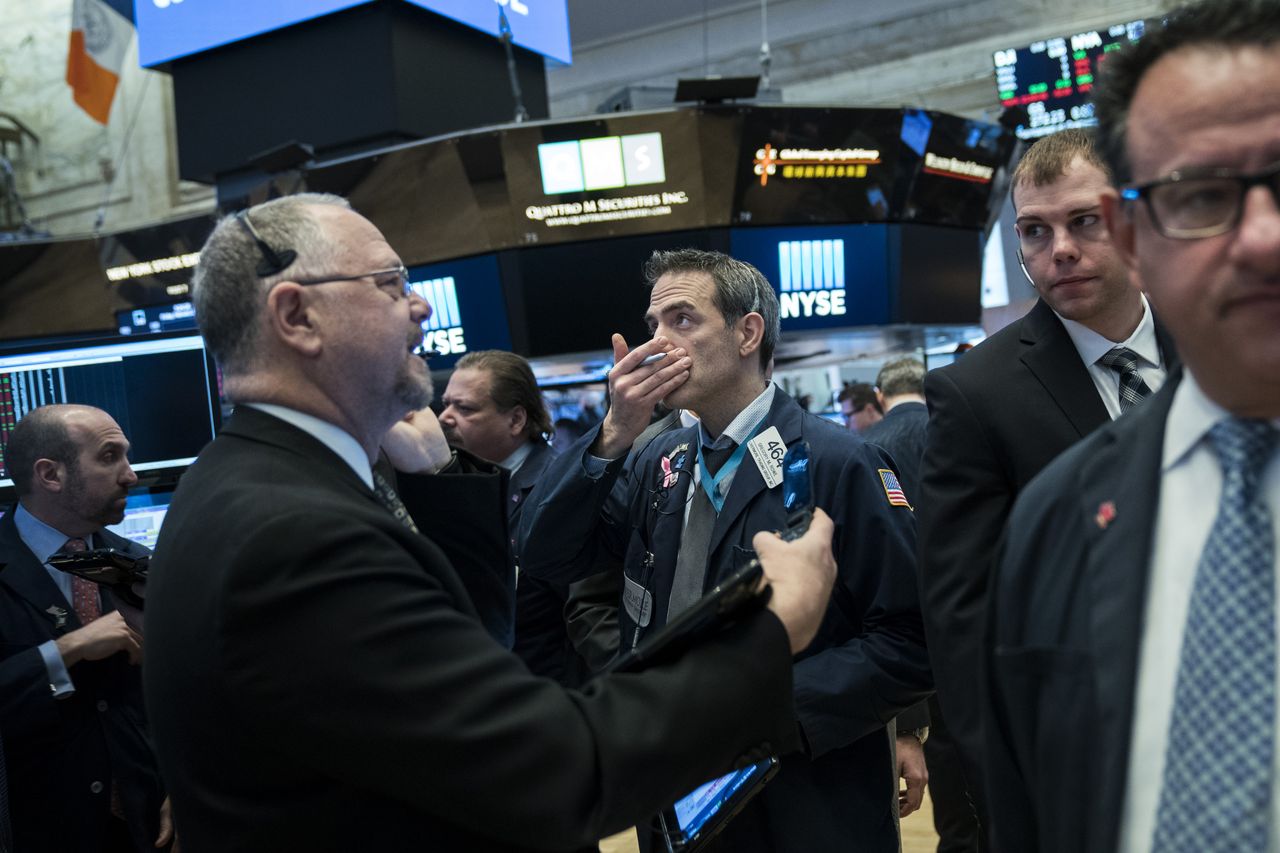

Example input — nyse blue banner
[135,0,374,66]
[406,254,512,370]
[405,0,571,64]
[730,225,891,331]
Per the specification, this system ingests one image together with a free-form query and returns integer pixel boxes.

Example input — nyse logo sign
[538,133,665,195]
[777,240,847,319]
[411,276,468,355]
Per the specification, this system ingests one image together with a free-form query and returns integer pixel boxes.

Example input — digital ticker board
[994,20,1148,139]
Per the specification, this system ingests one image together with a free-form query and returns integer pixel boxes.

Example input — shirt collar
[13,502,84,565]
[1057,293,1162,369]
[244,403,374,489]
[699,383,776,450]
[498,442,534,474]
[1164,370,1280,472]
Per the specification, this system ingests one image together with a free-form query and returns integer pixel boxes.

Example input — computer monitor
[0,331,221,492]
[105,486,177,550]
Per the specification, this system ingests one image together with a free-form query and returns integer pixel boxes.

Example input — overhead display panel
[732,108,903,226]
[136,0,374,67]
[404,0,571,64]
[503,111,708,247]
[896,110,1013,227]
[730,225,890,331]
[993,19,1148,139]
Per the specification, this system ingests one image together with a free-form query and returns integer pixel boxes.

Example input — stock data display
[896,110,1012,228]
[993,19,1148,138]
[0,335,219,489]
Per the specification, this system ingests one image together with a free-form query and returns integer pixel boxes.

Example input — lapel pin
[46,605,68,630]
[1095,500,1117,530]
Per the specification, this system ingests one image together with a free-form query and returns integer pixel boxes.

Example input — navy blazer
[0,509,166,853]
[984,372,1180,853]
[519,389,932,853]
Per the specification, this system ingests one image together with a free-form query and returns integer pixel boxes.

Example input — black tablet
[656,757,780,852]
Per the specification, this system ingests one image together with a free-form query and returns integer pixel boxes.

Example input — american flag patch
[878,469,912,508]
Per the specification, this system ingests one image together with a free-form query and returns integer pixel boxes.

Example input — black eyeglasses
[1120,160,1280,239]
[292,265,413,300]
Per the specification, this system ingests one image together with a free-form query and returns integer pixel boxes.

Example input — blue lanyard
[697,418,767,513]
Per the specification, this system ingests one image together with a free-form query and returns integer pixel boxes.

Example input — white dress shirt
[1119,371,1280,853]
[1058,294,1167,420]
[245,403,374,489]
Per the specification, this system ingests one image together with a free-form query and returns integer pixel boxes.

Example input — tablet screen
[672,758,775,840]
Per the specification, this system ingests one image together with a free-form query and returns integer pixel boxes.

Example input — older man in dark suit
[143,193,840,853]
[916,128,1178,847]
[986,1,1280,849]
[0,404,171,853]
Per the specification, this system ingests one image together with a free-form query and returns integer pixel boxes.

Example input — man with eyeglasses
[915,128,1179,850]
[142,193,843,853]
[983,1,1280,850]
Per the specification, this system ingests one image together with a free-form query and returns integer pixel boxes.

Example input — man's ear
[265,282,323,357]
[876,389,887,411]
[508,405,528,437]
[739,312,765,360]
[1102,191,1138,272]
[32,458,66,494]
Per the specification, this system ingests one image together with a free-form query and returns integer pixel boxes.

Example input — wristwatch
[898,726,929,746]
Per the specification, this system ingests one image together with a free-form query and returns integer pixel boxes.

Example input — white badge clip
[747,427,786,489]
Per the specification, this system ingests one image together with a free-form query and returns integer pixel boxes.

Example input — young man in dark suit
[915,128,1178,847]
[518,249,932,853]
[0,404,172,852]
[986,1,1280,849]
[143,194,841,853]
[440,348,582,682]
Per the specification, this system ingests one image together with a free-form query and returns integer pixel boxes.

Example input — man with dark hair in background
[519,247,932,853]
[143,193,841,853]
[916,127,1178,848]
[986,1,1280,849]
[838,381,883,433]
[0,404,172,852]
[440,349,583,682]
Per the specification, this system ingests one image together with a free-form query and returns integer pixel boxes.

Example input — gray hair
[642,248,780,373]
[1094,0,1280,184]
[192,193,351,375]
[875,357,925,398]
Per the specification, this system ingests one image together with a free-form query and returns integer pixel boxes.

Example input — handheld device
[47,548,149,608]
[779,440,813,540]
[657,757,781,852]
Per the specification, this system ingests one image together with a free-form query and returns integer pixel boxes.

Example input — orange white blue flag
[66,0,134,124]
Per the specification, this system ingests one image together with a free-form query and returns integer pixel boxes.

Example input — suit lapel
[0,511,76,633]
[1074,377,1179,851]
[1019,299,1111,438]
[707,391,802,559]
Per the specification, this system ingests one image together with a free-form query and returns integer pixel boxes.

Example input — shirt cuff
[38,640,75,698]
[582,453,611,479]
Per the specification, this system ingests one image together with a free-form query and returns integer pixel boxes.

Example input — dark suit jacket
[143,406,801,853]
[519,390,932,853]
[0,510,165,853]
[510,441,583,683]
[984,373,1180,853]
[916,298,1178,786]
[861,400,928,505]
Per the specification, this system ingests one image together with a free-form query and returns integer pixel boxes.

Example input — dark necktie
[1098,347,1154,412]
[667,443,736,621]
[62,537,101,625]
[372,470,420,534]
[1152,418,1278,851]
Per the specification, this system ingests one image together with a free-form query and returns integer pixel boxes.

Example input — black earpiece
[235,210,297,278]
